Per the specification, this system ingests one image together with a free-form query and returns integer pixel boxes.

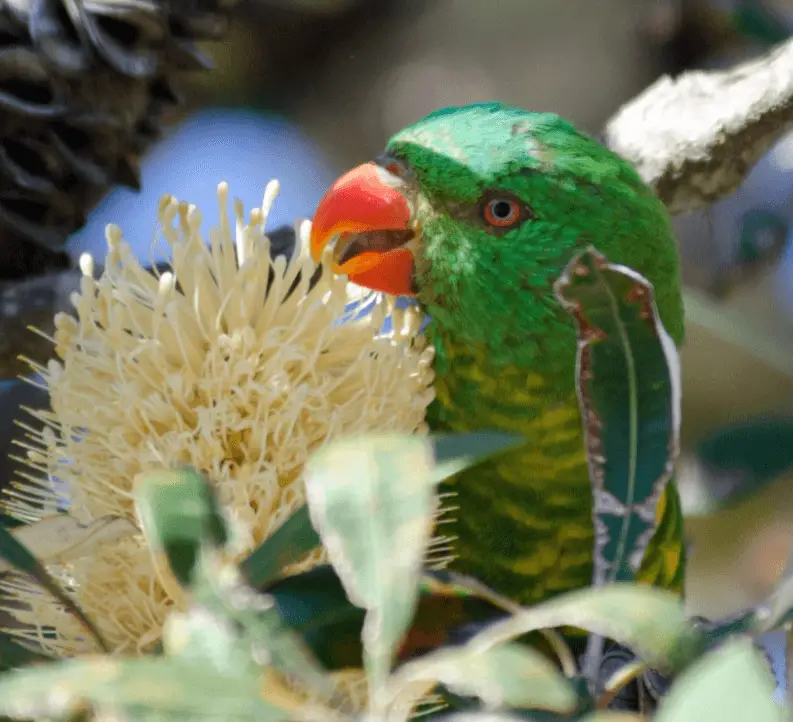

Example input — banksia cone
[0,0,235,281]
[0,181,435,656]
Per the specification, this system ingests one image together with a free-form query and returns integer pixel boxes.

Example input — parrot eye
[482,195,524,229]
[376,155,410,179]
[386,161,405,176]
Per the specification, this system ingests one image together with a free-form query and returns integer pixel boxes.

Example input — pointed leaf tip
[240,505,321,589]
[432,431,525,480]
[303,434,437,706]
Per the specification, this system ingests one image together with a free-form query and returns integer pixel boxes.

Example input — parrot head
[311,103,682,365]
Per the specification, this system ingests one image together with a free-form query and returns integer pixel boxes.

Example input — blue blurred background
[65,108,339,266]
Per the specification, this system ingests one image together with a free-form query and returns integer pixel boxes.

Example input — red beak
[310,162,417,296]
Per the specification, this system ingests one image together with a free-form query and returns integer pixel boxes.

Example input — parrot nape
[309,102,686,609]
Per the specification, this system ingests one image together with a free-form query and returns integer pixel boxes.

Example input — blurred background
[2,0,793,690]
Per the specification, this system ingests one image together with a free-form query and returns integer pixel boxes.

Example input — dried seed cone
[0,181,435,657]
[0,0,235,279]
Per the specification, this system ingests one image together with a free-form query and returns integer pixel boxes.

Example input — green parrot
[309,102,686,607]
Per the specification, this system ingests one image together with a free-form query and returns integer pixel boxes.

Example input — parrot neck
[425,310,576,382]
[424,319,578,436]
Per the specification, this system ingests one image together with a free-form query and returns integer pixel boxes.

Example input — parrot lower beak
[310,161,418,296]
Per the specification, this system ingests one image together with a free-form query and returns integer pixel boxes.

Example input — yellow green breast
[428,338,685,606]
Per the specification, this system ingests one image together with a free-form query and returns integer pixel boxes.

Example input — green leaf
[135,469,338,706]
[432,714,535,721]
[693,417,793,514]
[134,467,228,585]
[240,505,321,589]
[262,434,528,698]
[304,434,439,706]
[555,247,681,586]
[268,565,512,672]
[0,513,24,529]
[654,639,782,722]
[0,631,52,671]
[733,2,791,46]
[389,642,578,714]
[268,565,366,670]
[0,517,109,652]
[163,604,255,673]
[467,584,700,674]
[432,432,525,478]
[0,656,290,721]
[164,589,347,720]
[190,569,338,706]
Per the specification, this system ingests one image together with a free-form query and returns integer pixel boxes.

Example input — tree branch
[604,36,793,215]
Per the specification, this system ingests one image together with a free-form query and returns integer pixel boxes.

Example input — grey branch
[604,36,793,216]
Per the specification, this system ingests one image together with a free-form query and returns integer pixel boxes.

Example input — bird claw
[574,641,671,712]
[591,643,651,712]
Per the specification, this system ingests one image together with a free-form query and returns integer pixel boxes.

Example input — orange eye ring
[483,197,521,228]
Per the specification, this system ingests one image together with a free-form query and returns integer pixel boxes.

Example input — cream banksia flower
[0,181,435,659]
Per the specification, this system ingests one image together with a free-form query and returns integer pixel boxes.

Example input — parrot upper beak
[310,161,418,296]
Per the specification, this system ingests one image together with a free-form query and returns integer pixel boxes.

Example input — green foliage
[0,469,304,721]
[389,642,578,714]
[240,431,522,593]
[555,246,681,587]
[301,433,521,716]
[303,435,439,709]
[471,585,700,675]
[555,247,683,687]
[241,505,321,588]
[653,640,782,722]
[690,416,793,515]
[432,432,526,473]
[0,646,291,722]
[0,631,50,672]
[268,564,366,669]
[135,467,339,707]
[135,467,228,585]
[0,250,788,721]
[0,435,786,721]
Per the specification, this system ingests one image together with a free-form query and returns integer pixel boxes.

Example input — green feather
[384,103,686,605]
